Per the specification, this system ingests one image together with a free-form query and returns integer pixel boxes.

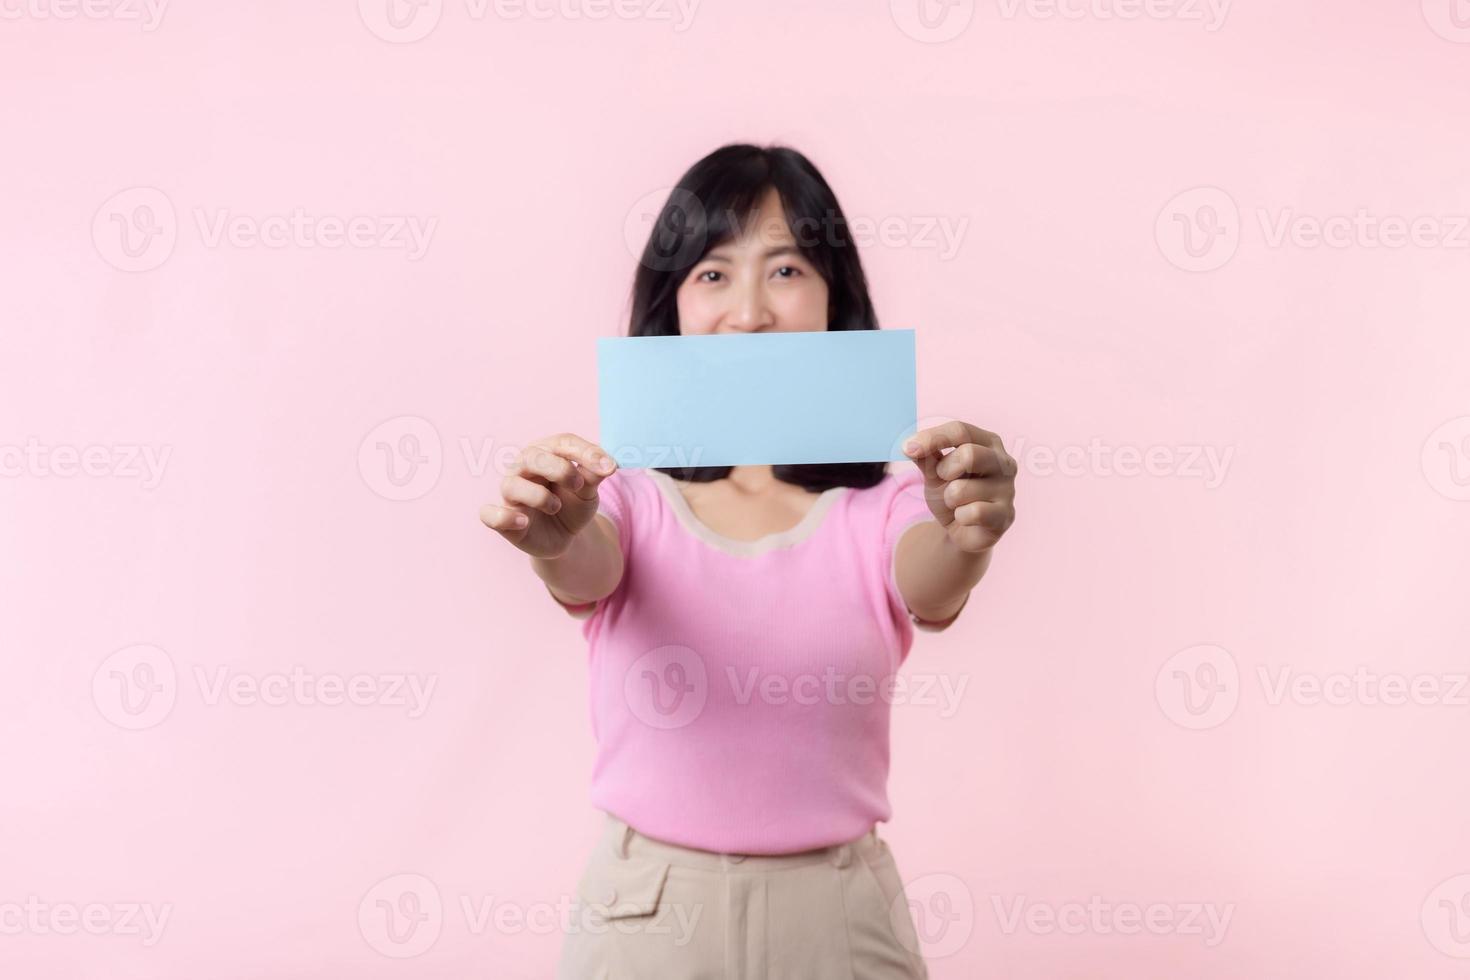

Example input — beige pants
[557,813,930,980]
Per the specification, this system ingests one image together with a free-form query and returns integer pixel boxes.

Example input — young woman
[480,144,1017,979]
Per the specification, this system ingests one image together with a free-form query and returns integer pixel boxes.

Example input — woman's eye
[698,270,723,283]
[774,266,802,279]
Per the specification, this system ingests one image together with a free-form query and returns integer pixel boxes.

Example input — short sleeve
[594,469,633,563]
[882,468,969,639]
[545,469,634,620]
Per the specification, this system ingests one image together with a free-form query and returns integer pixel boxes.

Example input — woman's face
[675,186,830,335]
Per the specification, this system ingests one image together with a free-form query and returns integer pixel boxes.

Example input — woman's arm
[896,520,991,624]
[894,420,1018,627]
[533,514,624,605]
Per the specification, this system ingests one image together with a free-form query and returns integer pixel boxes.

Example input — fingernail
[903,440,919,456]
[597,456,614,473]
[513,514,528,528]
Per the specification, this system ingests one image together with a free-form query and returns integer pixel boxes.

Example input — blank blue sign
[596,330,917,468]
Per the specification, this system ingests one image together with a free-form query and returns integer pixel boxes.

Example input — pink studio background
[3,2,1469,977]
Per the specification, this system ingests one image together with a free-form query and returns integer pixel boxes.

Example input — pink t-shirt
[552,465,949,855]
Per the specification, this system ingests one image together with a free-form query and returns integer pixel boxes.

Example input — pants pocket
[560,847,715,979]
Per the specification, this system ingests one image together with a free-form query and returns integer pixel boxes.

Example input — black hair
[627,143,889,492]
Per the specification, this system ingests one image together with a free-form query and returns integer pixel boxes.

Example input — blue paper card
[596,329,917,468]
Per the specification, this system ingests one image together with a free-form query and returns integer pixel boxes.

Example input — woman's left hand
[902,420,1018,554]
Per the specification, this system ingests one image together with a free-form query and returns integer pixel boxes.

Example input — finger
[903,421,1002,460]
[953,500,1015,534]
[501,475,564,516]
[517,445,586,493]
[946,522,1000,554]
[935,443,1016,481]
[910,443,943,486]
[539,433,618,486]
[479,503,530,532]
[942,477,1012,509]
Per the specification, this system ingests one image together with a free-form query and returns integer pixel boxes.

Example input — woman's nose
[725,284,774,332]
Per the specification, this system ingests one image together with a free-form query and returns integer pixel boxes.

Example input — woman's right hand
[478,433,619,559]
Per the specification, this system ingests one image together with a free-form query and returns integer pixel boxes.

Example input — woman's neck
[724,464,780,494]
